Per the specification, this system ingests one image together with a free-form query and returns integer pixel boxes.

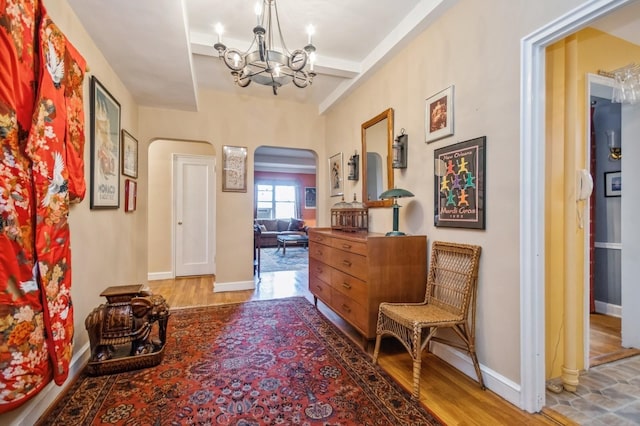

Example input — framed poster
[604,171,621,197]
[329,152,344,197]
[90,76,121,209]
[124,179,137,212]
[305,187,316,208]
[121,130,138,178]
[222,145,247,192]
[425,85,454,143]
[434,136,485,229]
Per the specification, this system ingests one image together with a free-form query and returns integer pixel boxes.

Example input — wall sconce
[392,129,408,169]
[606,129,621,160]
[347,151,359,181]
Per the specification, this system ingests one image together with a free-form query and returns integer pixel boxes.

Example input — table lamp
[379,188,414,236]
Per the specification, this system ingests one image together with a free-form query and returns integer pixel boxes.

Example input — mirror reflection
[362,108,394,208]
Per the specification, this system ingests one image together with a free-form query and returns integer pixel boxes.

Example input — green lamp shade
[379,188,414,199]
[378,188,414,236]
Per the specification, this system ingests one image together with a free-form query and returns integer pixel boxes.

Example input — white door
[174,154,216,276]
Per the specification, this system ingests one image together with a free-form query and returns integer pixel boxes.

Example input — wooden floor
[147,272,565,426]
[589,313,640,367]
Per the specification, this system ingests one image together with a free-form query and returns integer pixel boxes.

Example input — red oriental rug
[38,297,443,425]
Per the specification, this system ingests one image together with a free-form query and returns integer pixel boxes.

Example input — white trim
[594,300,622,317]
[594,242,622,250]
[520,0,633,413]
[8,343,90,426]
[213,280,256,293]
[148,271,174,281]
[430,342,521,407]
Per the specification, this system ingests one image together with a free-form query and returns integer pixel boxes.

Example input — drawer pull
[342,282,351,289]
[341,244,352,249]
[341,304,351,313]
[315,267,323,274]
[342,260,352,267]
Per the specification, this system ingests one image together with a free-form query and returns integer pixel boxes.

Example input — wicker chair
[372,241,483,399]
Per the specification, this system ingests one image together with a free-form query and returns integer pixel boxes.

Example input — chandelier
[213,0,317,95]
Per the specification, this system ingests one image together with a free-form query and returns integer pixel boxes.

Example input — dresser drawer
[330,237,367,256]
[309,242,331,263]
[309,258,331,284]
[309,276,332,305]
[332,291,367,332]
[308,231,331,245]
[331,268,367,301]
[329,249,367,280]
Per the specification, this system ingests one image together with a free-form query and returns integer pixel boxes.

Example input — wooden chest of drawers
[308,228,427,343]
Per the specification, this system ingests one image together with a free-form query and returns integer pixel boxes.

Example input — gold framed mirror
[362,108,394,208]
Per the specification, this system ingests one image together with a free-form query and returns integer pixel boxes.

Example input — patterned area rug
[38,297,442,425]
[259,247,308,273]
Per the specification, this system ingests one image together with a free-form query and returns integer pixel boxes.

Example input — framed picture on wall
[90,76,121,209]
[425,85,454,143]
[604,171,621,197]
[222,145,248,192]
[305,187,316,208]
[121,129,138,178]
[329,152,344,197]
[124,179,137,212]
[434,136,485,229]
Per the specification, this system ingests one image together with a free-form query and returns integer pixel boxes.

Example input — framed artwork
[425,85,454,143]
[124,179,137,212]
[121,130,138,178]
[305,187,316,209]
[90,76,121,209]
[604,171,621,197]
[434,136,485,229]
[329,152,344,197]
[222,145,247,192]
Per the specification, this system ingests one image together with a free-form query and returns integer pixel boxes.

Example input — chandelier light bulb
[306,24,315,44]
[254,2,262,23]
[233,52,240,67]
[274,63,281,77]
[215,23,224,43]
[309,51,316,72]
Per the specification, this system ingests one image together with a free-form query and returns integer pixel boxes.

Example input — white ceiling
[65,0,640,114]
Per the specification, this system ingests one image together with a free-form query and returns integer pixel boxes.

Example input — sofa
[254,218,308,247]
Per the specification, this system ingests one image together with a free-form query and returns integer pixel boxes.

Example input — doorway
[254,146,317,274]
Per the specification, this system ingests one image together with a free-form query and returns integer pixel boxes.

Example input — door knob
[178,221,183,225]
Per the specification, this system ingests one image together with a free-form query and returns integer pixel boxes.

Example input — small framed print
[124,179,137,212]
[121,129,138,179]
[425,85,454,143]
[222,145,247,192]
[304,187,316,208]
[604,171,621,197]
[329,152,344,197]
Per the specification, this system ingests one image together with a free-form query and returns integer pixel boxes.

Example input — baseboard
[213,280,256,293]
[148,271,174,281]
[430,341,522,408]
[594,300,621,317]
[8,342,90,426]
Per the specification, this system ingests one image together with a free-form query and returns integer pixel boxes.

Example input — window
[256,183,298,219]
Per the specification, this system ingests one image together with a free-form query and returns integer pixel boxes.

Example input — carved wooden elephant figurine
[85,294,170,362]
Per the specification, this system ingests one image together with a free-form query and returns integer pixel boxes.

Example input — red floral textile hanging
[0,0,86,412]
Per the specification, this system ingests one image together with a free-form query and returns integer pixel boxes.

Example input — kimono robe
[0,0,85,412]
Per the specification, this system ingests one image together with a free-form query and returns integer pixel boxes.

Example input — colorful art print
[434,137,485,229]
[222,145,247,192]
[90,76,121,209]
[425,85,454,143]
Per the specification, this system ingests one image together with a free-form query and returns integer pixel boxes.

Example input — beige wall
[138,91,325,284]
[323,0,585,384]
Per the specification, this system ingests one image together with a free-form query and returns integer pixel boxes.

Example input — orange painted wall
[254,171,317,226]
